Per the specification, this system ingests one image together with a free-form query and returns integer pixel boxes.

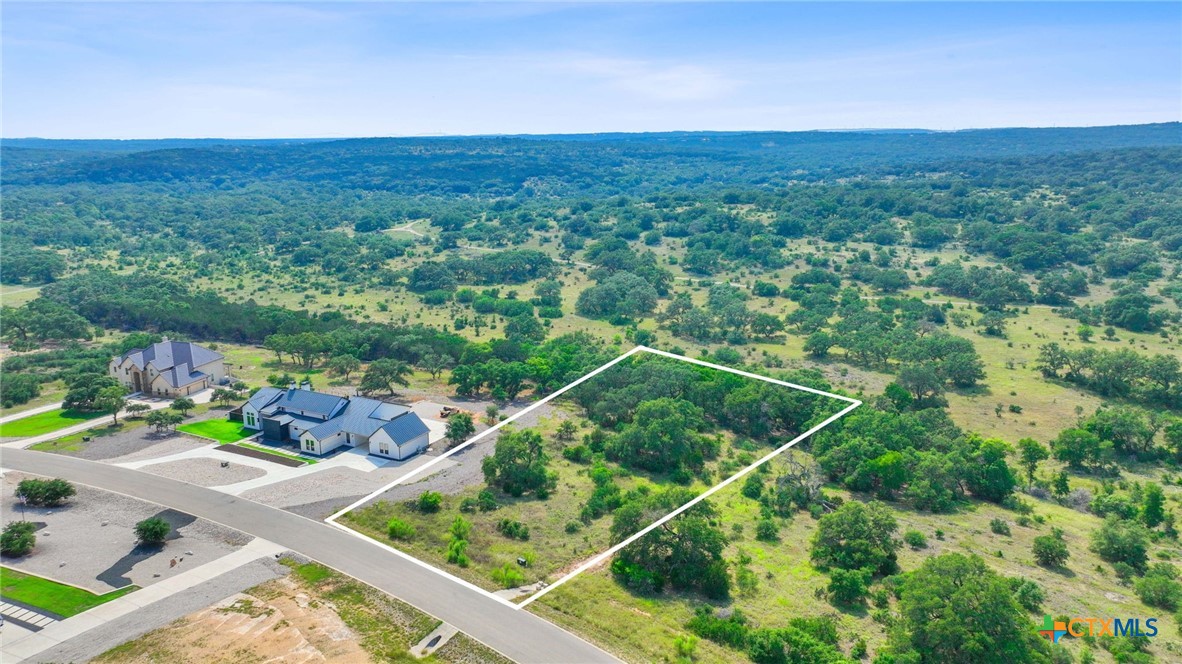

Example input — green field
[0,408,106,438]
[0,567,138,617]
[177,418,253,443]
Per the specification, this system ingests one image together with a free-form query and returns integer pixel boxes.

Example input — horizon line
[4,120,1180,143]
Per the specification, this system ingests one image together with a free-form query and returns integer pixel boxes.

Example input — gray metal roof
[378,413,430,445]
[244,387,423,444]
[265,389,347,419]
[157,363,209,388]
[119,341,223,374]
[306,396,408,440]
[247,387,285,410]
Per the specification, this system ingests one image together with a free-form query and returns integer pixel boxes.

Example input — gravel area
[139,458,268,487]
[28,557,288,664]
[51,413,222,462]
[0,471,251,594]
[100,435,210,465]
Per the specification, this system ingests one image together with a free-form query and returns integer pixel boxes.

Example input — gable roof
[377,412,430,446]
[119,340,223,374]
[260,389,348,419]
[156,363,209,388]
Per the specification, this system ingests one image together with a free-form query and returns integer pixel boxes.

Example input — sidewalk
[0,537,287,663]
[0,403,64,426]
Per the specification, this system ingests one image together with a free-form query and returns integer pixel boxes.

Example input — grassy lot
[177,418,252,443]
[26,421,141,453]
[0,408,106,438]
[530,449,1182,664]
[342,393,845,597]
[0,567,138,617]
[342,412,624,592]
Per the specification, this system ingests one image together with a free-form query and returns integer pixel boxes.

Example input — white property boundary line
[324,345,860,611]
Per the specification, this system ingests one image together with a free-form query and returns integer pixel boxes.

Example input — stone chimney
[288,381,297,392]
[300,380,312,391]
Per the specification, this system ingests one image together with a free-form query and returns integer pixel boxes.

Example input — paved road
[1,448,618,664]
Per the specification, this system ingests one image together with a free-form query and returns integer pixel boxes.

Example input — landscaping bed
[216,443,307,467]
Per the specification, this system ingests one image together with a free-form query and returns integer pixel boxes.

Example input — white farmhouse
[240,382,430,460]
[109,339,226,397]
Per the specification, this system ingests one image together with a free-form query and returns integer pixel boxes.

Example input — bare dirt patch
[95,578,371,663]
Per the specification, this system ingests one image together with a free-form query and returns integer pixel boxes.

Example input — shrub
[135,516,171,545]
[755,518,779,542]
[1,521,37,556]
[903,530,927,549]
[477,490,499,511]
[497,519,531,541]
[989,518,1012,536]
[387,518,416,541]
[1033,530,1071,568]
[741,474,763,500]
[1092,516,1150,572]
[446,538,470,567]
[564,521,582,534]
[491,563,525,588]
[562,445,591,463]
[828,567,871,605]
[417,491,443,513]
[1009,577,1046,612]
[1135,565,1182,610]
[15,478,76,507]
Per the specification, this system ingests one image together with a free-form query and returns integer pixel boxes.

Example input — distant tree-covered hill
[3,123,1178,196]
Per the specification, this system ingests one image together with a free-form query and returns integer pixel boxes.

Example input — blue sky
[3,2,1179,138]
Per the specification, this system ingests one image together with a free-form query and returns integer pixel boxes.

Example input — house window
[379,442,390,456]
[304,440,315,452]
[245,413,256,427]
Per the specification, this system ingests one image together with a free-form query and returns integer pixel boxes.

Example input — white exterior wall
[301,430,347,456]
[368,429,429,461]
[242,403,261,430]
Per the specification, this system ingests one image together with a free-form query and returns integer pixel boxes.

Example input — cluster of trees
[1051,405,1179,470]
[481,428,555,497]
[610,488,731,599]
[921,262,1034,308]
[1,245,67,284]
[660,284,784,345]
[1065,288,1172,333]
[1,298,93,348]
[811,402,1021,512]
[408,250,555,292]
[571,356,836,453]
[1037,343,1181,408]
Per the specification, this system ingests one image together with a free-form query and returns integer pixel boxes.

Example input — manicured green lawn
[0,409,105,438]
[0,567,138,617]
[177,418,253,443]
